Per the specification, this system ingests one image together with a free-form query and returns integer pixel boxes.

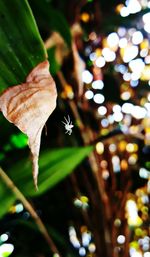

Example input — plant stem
[57,71,112,257]
[0,167,61,257]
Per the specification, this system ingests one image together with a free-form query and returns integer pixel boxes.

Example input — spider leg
[70,122,74,127]
[65,130,69,134]
[62,121,67,126]
[68,115,70,123]
[64,116,68,123]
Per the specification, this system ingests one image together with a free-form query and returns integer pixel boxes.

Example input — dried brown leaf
[0,61,57,189]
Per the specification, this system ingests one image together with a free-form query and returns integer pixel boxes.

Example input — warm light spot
[81,226,88,233]
[133,144,138,152]
[9,206,17,214]
[141,65,150,80]
[121,160,128,170]
[96,142,104,154]
[129,126,139,135]
[114,219,121,227]
[128,154,138,165]
[61,84,74,99]
[95,48,102,57]
[102,170,109,180]
[126,143,134,153]
[126,200,143,226]
[140,39,149,50]
[80,196,89,204]
[80,12,90,23]
[101,129,109,135]
[53,254,60,257]
[88,243,96,253]
[118,141,127,152]
[100,160,108,169]
[135,228,143,236]
[121,91,131,100]
[89,32,97,41]
[116,4,124,13]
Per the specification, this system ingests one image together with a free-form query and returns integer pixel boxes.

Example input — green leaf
[10,133,28,149]
[0,146,93,218]
[12,146,94,196]
[0,0,46,91]
[0,180,16,217]
[29,0,72,47]
[145,162,150,170]
[47,46,61,76]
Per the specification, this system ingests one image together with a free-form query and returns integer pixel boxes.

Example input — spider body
[62,115,74,135]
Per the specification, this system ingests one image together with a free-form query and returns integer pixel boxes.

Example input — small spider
[62,115,74,135]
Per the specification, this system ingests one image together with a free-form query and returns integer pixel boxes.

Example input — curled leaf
[0,61,57,189]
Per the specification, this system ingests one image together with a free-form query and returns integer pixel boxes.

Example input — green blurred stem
[0,167,61,257]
